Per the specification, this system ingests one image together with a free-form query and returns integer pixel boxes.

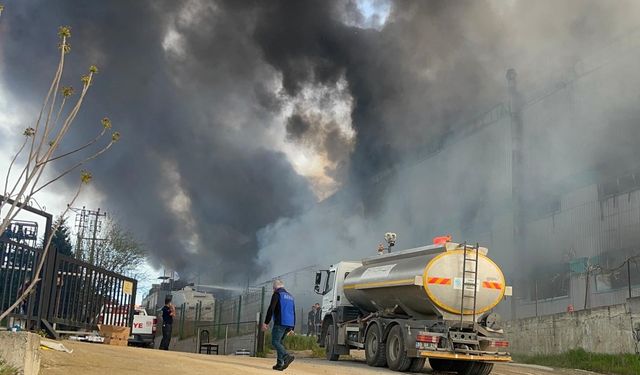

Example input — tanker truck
[313,235,512,374]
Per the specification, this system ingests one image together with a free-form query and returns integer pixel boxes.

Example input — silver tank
[343,242,505,321]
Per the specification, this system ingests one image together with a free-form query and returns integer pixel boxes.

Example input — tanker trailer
[313,235,512,374]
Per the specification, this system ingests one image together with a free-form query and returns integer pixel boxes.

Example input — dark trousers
[159,323,172,350]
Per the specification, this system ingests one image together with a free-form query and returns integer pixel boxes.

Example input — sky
[2,0,640,293]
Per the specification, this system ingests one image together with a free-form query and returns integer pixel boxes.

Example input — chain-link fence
[195,321,258,355]
[159,266,324,356]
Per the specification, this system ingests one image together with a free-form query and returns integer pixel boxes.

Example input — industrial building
[142,282,215,321]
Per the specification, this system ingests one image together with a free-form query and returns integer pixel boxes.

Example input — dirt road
[41,341,597,375]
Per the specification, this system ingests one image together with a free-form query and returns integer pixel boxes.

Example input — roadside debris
[41,340,73,353]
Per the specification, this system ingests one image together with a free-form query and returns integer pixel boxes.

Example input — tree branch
[39,126,106,165]
[3,136,28,201]
[31,139,114,196]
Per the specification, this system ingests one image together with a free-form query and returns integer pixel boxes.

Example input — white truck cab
[315,261,361,320]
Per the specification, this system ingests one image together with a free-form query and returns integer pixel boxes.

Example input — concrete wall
[505,297,640,354]
[0,331,40,375]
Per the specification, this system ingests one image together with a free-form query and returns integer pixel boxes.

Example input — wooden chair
[199,329,219,355]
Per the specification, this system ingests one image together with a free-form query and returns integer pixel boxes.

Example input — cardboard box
[98,325,130,346]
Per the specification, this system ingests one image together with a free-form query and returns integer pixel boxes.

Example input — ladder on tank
[459,242,480,329]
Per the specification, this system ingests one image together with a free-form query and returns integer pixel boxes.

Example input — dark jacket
[264,288,296,328]
[162,305,173,325]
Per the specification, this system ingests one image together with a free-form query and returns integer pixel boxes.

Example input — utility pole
[71,206,107,264]
[507,69,526,317]
[507,68,525,254]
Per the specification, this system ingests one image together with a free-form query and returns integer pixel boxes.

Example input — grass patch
[263,333,326,358]
[0,359,18,375]
[514,348,640,375]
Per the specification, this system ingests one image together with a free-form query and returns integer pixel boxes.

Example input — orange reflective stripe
[482,281,503,289]
[427,277,451,285]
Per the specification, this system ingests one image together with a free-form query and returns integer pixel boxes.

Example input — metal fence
[0,239,42,329]
[0,198,137,333]
[196,321,258,355]
[51,254,137,329]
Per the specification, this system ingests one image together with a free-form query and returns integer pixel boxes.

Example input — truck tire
[428,358,457,372]
[408,358,425,372]
[364,325,387,367]
[475,363,494,375]
[385,325,412,372]
[456,361,494,375]
[325,324,340,361]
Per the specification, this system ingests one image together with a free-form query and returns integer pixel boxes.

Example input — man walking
[261,279,295,371]
[159,296,175,350]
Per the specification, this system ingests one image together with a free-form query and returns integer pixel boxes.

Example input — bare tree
[90,219,147,279]
[0,18,119,321]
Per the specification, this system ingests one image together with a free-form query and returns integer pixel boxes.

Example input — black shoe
[281,355,295,370]
[272,364,283,371]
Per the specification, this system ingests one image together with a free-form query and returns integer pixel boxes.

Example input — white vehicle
[314,235,512,374]
[129,307,156,347]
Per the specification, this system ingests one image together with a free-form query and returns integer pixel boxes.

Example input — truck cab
[315,261,362,321]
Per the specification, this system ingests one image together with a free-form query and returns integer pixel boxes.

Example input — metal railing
[1,198,137,333]
[51,254,137,329]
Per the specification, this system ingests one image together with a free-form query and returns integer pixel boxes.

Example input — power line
[70,206,107,264]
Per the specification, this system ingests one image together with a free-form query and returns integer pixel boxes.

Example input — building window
[529,263,570,300]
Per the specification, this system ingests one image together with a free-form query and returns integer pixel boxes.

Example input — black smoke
[2,0,639,283]
[1,1,317,282]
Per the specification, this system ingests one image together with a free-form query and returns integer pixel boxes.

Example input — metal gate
[0,198,136,332]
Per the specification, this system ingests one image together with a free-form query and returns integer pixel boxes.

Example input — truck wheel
[456,361,494,375]
[428,358,456,372]
[325,324,340,361]
[476,363,494,375]
[408,358,425,372]
[365,325,386,367]
[385,325,412,372]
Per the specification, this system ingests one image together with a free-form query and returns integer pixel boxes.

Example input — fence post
[213,301,219,339]
[129,280,137,327]
[216,302,222,339]
[37,211,56,326]
[260,286,265,320]
[628,259,632,299]
[534,279,538,317]
[237,295,242,335]
[256,286,265,354]
[224,324,229,355]
[180,303,186,338]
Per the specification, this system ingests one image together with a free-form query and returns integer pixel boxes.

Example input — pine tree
[51,217,73,256]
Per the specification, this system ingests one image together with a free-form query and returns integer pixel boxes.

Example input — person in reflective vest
[261,279,296,371]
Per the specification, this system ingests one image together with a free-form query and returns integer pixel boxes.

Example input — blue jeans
[271,324,289,365]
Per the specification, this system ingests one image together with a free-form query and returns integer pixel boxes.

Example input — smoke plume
[2,0,640,285]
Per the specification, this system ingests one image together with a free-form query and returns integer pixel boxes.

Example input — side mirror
[314,272,322,294]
